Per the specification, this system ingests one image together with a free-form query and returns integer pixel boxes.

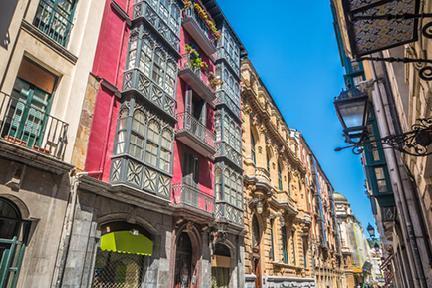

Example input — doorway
[174,232,193,288]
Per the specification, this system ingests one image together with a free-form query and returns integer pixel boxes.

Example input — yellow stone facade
[241,58,322,287]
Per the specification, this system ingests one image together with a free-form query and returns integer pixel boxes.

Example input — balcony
[182,6,217,57]
[215,202,243,226]
[33,0,74,47]
[133,0,181,52]
[179,54,216,105]
[215,142,242,169]
[176,112,215,158]
[0,92,68,160]
[172,183,215,216]
[111,157,171,199]
[123,68,176,119]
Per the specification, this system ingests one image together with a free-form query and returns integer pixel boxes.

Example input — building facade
[331,0,432,287]
[0,0,104,287]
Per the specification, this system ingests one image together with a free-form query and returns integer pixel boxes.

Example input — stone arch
[0,194,30,219]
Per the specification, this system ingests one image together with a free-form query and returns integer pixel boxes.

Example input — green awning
[100,231,153,256]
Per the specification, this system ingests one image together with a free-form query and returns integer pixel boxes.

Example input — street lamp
[334,88,432,156]
[367,223,375,239]
[334,87,369,146]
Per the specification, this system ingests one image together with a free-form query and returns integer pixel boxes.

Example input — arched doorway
[174,232,193,288]
[252,215,262,288]
[211,243,231,288]
[0,197,28,287]
[92,222,153,287]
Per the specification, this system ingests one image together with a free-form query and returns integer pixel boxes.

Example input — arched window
[266,147,271,173]
[0,198,21,239]
[159,128,172,171]
[129,110,146,159]
[269,219,275,261]
[281,224,288,263]
[116,108,129,155]
[145,120,160,167]
[140,37,153,77]
[278,161,283,191]
[252,215,260,248]
[251,129,256,165]
[152,49,165,87]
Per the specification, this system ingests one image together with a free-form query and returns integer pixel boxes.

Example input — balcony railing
[0,92,68,160]
[215,202,243,226]
[182,6,217,57]
[133,0,180,51]
[176,112,215,157]
[179,54,216,104]
[123,68,176,118]
[172,183,215,214]
[33,0,74,47]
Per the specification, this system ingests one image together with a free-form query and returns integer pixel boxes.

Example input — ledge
[0,140,73,175]
[21,20,78,64]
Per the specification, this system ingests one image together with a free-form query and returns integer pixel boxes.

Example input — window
[281,225,288,264]
[223,114,241,152]
[278,161,283,191]
[116,109,129,154]
[152,49,165,86]
[251,129,256,165]
[145,120,160,167]
[129,110,146,159]
[183,151,199,184]
[165,61,176,97]
[266,148,271,173]
[215,168,222,201]
[33,0,77,46]
[160,129,172,171]
[128,35,138,70]
[374,167,389,193]
[140,38,153,77]
[291,230,296,265]
[269,219,275,261]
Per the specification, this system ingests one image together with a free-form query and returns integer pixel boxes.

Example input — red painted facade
[85,0,130,182]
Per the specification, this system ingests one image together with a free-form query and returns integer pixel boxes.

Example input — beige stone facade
[241,58,344,288]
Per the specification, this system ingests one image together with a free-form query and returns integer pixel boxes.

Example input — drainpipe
[53,170,102,288]
[369,59,428,288]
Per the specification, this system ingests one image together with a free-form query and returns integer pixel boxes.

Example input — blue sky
[218,0,375,231]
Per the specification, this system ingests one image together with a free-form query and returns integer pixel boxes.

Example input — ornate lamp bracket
[335,118,432,156]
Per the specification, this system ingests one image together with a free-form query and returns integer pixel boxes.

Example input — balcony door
[2,59,56,148]
[182,150,199,187]
[185,90,206,137]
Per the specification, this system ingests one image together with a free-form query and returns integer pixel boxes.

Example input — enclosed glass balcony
[133,0,181,52]
[215,202,243,226]
[215,142,242,169]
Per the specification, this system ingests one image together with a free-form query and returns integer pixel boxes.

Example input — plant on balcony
[182,0,221,40]
[185,44,208,70]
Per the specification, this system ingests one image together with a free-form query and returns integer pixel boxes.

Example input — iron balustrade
[182,6,216,45]
[176,112,215,149]
[33,0,74,47]
[172,183,215,213]
[0,92,69,160]
[133,0,181,51]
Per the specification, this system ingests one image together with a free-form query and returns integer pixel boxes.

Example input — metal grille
[92,250,145,288]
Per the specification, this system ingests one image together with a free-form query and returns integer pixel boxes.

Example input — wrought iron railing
[133,0,181,51]
[176,112,215,149]
[0,92,68,160]
[172,183,215,214]
[180,53,214,90]
[33,0,74,47]
[123,68,176,118]
[183,6,216,44]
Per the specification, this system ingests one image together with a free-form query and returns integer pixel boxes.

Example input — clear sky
[217,0,375,231]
